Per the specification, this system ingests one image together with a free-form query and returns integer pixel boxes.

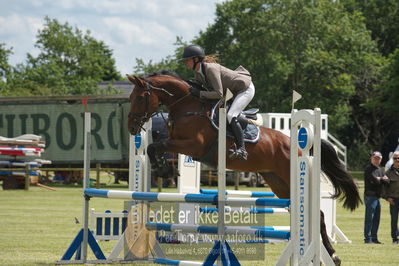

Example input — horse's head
[127,75,162,134]
[127,73,191,135]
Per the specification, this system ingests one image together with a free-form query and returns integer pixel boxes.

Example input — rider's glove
[189,87,201,98]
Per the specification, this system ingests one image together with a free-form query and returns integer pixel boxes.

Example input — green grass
[1,177,399,266]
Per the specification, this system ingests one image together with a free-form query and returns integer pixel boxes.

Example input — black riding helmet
[181,45,205,60]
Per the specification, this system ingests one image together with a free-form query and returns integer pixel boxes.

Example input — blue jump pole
[200,189,275,198]
[84,188,290,208]
[146,222,290,240]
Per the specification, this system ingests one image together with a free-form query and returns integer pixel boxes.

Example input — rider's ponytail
[203,54,219,63]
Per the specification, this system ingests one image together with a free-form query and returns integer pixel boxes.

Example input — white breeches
[227,82,255,123]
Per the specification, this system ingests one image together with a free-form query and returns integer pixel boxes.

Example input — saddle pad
[210,103,260,144]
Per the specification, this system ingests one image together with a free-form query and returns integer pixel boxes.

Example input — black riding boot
[230,117,248,160]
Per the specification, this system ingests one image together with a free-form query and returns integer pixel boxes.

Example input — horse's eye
[137,95,144,103]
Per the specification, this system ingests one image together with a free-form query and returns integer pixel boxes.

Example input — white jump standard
[276,108,335,266]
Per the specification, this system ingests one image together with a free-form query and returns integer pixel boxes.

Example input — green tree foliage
[341,0,398,151]
[373,48,399,151]
[342,0,399,56]
[196,0,383,141]
[133,37,193,79]
[0,43,12,93]
[7,17,121,96]
[383,49,399,115]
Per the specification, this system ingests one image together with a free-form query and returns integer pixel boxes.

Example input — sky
[0,0,225,75]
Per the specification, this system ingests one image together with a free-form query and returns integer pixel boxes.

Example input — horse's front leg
[161,138,205,159]
[147,138,203,178]
[147,141,171,178]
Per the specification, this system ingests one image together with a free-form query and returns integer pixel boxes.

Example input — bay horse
[127,72,361,265]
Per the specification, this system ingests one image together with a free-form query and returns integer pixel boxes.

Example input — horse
[126,72,361,265]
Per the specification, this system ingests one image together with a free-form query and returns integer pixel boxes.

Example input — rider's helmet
[181,45,205,60]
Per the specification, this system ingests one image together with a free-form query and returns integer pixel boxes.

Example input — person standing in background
[363,151,385,244]
[382,151,399,244]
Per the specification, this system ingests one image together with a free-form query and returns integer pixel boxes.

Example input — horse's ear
[127,75,146,88]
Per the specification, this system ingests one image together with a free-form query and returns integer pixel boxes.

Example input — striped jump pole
[200,189,275,198]
[166,238,285,245]
[0,170,39,176]
[84,188,290,208]
[146,223,290,240]
[200,206,289,214]
[0,161,41,167]
[154,258,209,266]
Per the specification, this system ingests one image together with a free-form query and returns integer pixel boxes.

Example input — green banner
[0,101,131,164]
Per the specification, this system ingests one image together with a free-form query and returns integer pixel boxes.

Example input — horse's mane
[145,69,207,93]
[142,69,207,96]
[145,70,181,79]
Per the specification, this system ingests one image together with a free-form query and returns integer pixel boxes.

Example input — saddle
[187,79,261,143]
[210,104,261,144]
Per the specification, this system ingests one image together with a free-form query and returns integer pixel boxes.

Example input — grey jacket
[382,166,399,199]
[194,62,252,99]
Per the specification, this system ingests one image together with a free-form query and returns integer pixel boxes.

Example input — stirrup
[228,147,248,160]
[228,148,238,159]
[236,148,248,160]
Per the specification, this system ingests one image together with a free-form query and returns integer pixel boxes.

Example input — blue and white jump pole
[200,189,275,198]
[145,222,290,240]
[83,188,289,207]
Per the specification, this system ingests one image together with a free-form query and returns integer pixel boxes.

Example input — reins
[165,93,191,109]
[129,76,208,132]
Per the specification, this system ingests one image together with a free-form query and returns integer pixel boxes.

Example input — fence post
[96,163,101,189]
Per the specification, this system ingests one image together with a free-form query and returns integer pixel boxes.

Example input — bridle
[128,78,192,132]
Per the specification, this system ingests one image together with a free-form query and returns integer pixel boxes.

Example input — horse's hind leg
[258,172,290,199]
[321,210,341,266]
[260,171,341,265]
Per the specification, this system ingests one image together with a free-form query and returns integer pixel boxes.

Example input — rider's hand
[189,87,201,97]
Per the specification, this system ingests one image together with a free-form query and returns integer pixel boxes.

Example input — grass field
[1,175,399,266]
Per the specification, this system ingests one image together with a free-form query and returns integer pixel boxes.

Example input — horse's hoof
[332,254,341,266]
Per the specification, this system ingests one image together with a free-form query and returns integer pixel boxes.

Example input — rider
[181,44,255,160]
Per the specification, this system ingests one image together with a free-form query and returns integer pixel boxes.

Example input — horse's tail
[321,139,362,211]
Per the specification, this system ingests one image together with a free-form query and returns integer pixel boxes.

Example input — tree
[196,0,383,138]
[133,37,193,80]
[0,43,12,93]
[342,0,399,56]
[133,0,391,168]
[341,0,399,158]
[376,48,399,155]
[8,17,121,96]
